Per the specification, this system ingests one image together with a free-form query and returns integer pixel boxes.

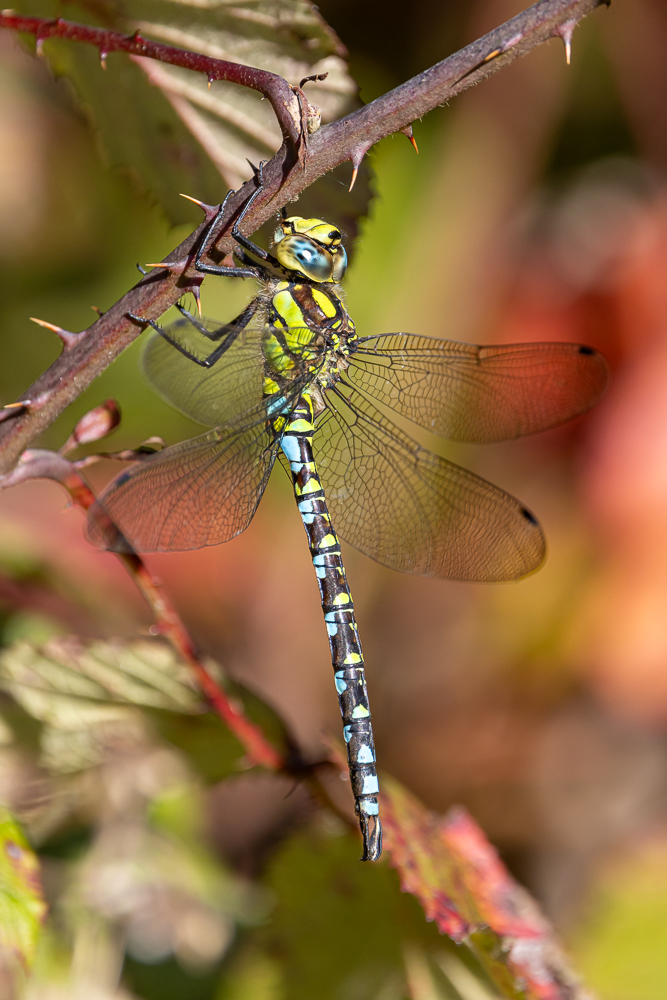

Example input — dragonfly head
[273,216,347,283]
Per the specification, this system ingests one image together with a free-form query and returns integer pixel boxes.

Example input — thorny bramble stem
[0,13,304,147]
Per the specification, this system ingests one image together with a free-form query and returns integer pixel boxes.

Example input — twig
[0,0,607,475]
[0,447,284,771]
[0,13,304,147]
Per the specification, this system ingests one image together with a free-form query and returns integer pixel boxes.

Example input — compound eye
[331,245,348,282]
[276,235,334,282]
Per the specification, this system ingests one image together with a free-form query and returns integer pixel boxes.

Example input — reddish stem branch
[0,13,303,146]
[0,448,284,771]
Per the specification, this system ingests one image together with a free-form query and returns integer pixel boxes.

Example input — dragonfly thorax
[273,215,347,283]
[269,280,355,339]
[262,279,355,408]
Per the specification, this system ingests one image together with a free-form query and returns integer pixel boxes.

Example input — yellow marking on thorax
[311,288,338,318]
[264,332,294,374]
[273,288,306,329]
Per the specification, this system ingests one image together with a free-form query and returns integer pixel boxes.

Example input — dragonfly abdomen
[279,394,382,861]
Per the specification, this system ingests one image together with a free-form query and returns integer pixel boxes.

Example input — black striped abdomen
[278,395,382,861]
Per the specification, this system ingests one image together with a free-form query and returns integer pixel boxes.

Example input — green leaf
[0,808,47,969]
[0,637,289,783]
[0,637,199,772]
[12,0,358,223]
[215,946,283,1000]
[382,774,591,1000]
[257,827,456,1000]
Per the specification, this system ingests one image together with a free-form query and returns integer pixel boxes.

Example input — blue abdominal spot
[266,395,288,416]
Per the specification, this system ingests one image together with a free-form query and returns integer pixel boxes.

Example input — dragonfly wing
[349,336,609,442]
[315,387,545,581]
[87,418,279,553]
[140,317,268,427]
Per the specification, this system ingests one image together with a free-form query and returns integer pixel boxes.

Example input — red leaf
[382,775,592,1000]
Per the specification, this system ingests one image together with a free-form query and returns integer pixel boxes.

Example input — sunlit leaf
[382,775,592,1000]
[0,808,47,969]
[12,0,358,223]
[0,636,290,782]
[0,637,200,771]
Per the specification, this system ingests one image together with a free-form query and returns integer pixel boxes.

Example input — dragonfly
[88,168,609,861]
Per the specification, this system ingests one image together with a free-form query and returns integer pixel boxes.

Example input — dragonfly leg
[194,185,261,279]
[277,392,383,861]
[195,162,282,278]
[229,161,282,269]
[194,196,260,279]
[127,313,230,368]
[129,297,260,369]
[127,313,164,335]
[173,299,259,342]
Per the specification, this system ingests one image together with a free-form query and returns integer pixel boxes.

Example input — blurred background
[1,0,666,997]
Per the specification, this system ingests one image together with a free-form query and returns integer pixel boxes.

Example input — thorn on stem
[0,401,29,423]
[180,275,204,316]
[400,125,419,155]
[349,142,372,192]
[467,31,524,78]
[179,193,219,221]
[30,316,82,350]
[0,392,49,422]
[144,260,189,275]
[483,31,523,64]
[554,19,577,65]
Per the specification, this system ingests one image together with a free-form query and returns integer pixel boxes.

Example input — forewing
[87,419,279,553]
[140,318,268,427]
[349,336,609,442]
[315,386,545,582]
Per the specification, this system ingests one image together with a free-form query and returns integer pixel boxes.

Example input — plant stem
[0,13,303,146]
